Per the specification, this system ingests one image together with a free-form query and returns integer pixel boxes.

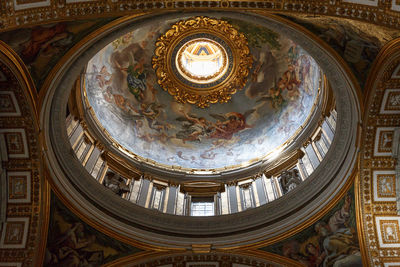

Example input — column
[227,184,238,213]
[166,186,178,214]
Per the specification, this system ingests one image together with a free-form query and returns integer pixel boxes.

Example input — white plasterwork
[0,129,29,159]
[374,127,395,157]
[0,91,20,117]
[7,171,31,204]
[376,216,400,248]
[66,0,93,2]
[343,0,378,6]
[392,0,400,12]
[384,262,400,267]
[380,89,400,114]
[0,263,22,267]
[373,170,396,202]
[13,0,50,11]
[392,128,400,214]
[0,217,29,249]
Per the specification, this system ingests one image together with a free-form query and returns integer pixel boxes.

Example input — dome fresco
[84,16,321,171]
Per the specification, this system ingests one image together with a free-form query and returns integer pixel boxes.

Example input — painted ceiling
[84,15,321,171]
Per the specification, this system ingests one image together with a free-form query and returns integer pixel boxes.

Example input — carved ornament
[152,16,253,108]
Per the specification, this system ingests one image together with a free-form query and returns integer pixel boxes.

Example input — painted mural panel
[84,16,320,170]
[0,18,117,90]
[277,14,400,89]
[44,193,142,267]
[261,186,362,267]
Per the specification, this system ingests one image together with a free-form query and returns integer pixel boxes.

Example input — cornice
[2,1,400,32]
[104,250,301,267]
[40,11,361,249]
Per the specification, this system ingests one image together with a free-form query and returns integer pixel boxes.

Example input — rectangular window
[66,117,79,137]
[220,190,229,215]
[191,197,214,216]
[151,188,164,211]
[273,177,283,197]
[301,152,314,176]
[322,121,334,142]
[327,114,336,131]
[175,191,185,215]
[316,137,328,157]
[90,157,104,180]
[321,131,331,147]
[70,124,83,148]
[298,159,309,179]
[263,176,276,202]
[129,179,141,203]
[240,184,254,210]
[75,140,88,161]
[331,109,337,120]
[305,144,320,169]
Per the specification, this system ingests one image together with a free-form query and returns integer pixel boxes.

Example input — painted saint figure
[127,64,146,101]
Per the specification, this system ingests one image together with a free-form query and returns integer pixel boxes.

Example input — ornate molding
[359,37,400,266]
[0,42,50,267]
[41,11,359,248]
[2,1,400,32]
[152,16,252,108]
[104,250,299,267]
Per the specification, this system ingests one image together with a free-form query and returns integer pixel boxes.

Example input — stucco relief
[360,47,400,266]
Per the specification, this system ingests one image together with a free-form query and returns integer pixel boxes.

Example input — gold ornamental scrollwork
[152,16,253,108]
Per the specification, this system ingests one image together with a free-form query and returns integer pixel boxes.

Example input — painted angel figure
[315,194,362,267]
[175,113,211,143]
[96,66,112,88]
[256,79,284,109]
[127,65,146,101]
[208,110,255,140]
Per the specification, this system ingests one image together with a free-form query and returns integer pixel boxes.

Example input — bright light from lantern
[176,39,228,84]
[180,41,223,77]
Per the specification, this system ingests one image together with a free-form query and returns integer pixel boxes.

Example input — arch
[40,11,361,249]
[359,37,400,266]
[0,40,50,267]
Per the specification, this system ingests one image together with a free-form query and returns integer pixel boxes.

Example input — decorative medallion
[175,37,230,85]
[152,16,253,108]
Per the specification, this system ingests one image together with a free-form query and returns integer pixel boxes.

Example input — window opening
[190,197,215,216]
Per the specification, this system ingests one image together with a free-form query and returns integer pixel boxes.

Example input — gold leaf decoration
[152,16,253,108]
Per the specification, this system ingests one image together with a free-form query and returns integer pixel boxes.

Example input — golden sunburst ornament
[152,16,253,108]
